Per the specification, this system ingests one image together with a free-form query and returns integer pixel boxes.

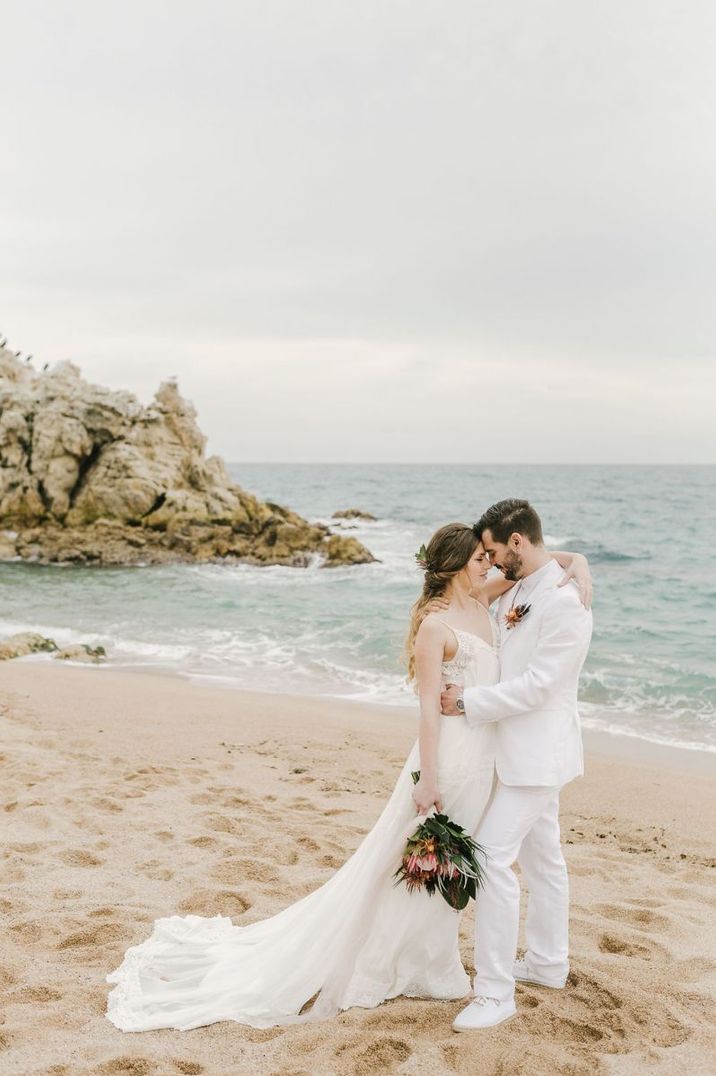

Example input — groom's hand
[441,683,463,716]
[424,595,450,615]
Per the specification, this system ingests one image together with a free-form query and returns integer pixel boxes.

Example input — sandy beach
[1,662,715,1076]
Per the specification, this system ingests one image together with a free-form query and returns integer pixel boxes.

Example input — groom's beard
[500,550,523,581]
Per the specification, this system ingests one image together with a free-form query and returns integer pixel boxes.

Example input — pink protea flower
[417,853,438,872]
[395,776,487,910]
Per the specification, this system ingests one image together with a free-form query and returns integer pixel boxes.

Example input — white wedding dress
[106,627,499,1031]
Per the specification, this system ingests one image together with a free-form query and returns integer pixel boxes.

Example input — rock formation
[0,349,375,567]
[0,632,105,662]
[333,508,377,521]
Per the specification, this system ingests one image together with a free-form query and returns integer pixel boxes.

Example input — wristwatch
[456,696,465,714]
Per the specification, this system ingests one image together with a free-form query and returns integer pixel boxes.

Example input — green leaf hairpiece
[415,543,430,570]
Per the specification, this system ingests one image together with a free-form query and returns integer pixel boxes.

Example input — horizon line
[224,460,715,467]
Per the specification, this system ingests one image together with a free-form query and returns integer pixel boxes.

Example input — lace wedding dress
[106,627,499,1031]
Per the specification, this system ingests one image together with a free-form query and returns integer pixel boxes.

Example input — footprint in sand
[568,968,624,1011]
[10,919,45,943]
[595,902,670,932]
[337,1035,413,1073]
[57,922,125,950]
[4,840,42,855]
[11,985,62,1003]
[555,1016,605,1045]
[219,793,253,809]
[178,889,251,917]
[97,1058,156,1076]
[22,805,52,830]
[0,965,19,988]
[319,853,343,869]
[296,836,320,853]
[598,932,652,958]
[137,859,174,881]
[3,860,25,883]
[188,792,215,806]
[240,1027,284,1044]
[90,797,124,814]
[672,955,716,982]
[210,858,280,886]
[203,813,242,836]
[564,966,690,1051]
[185,835,219,849]
[58,849,104,868]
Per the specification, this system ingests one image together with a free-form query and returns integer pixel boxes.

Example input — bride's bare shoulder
[415,615,455,663]
[417,613,450,638]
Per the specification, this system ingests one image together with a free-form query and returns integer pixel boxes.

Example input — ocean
[1,464,714,753]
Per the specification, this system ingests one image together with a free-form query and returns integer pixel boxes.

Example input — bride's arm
[484,576,516,606]
[412,619,447,815]
[484,550,592,609]
[552,549,592,608]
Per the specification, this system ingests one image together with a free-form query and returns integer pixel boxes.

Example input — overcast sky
[2,1,715,462]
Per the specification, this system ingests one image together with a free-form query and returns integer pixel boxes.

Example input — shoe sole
[514,974,566,990]
[452,1010,516,1033]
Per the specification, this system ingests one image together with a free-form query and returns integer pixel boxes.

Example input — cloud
[1,0,714,460]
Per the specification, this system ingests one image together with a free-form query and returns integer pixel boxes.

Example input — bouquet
[393,772,487,911]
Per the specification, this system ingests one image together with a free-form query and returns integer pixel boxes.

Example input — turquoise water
[1,464,714,752]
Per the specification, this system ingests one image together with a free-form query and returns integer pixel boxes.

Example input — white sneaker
[452,995,517,1032]
[513,957,567,990]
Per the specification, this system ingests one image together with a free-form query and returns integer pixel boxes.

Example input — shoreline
[1,662,715,1074]
[9,654,716,776]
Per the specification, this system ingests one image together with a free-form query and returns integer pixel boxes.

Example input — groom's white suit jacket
[464,559,593,787]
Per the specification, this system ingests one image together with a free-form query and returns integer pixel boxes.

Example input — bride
[106,523,589,1031]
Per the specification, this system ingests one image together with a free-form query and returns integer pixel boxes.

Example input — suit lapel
[499,561,562,652]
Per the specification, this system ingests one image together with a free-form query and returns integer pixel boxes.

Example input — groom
[441,499,593,1031]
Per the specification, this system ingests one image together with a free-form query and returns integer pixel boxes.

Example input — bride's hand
[412,774,443,815]
[557,553,592,609]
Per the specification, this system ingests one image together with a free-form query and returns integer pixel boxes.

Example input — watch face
[457,698,465,712]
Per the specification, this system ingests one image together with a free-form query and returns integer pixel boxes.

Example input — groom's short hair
[474,499,544,545]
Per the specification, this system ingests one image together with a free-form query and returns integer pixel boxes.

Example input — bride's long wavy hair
[405,522,479,682]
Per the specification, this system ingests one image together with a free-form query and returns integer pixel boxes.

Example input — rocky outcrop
[0,632,105,662]
[55,643,107,663]
[0,349,375,567]
[333,508,377,521]
[0,632,58,660]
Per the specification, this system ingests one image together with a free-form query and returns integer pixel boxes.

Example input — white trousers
[473,781,569,1002]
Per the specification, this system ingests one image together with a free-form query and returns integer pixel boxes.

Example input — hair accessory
[415,543,431,570]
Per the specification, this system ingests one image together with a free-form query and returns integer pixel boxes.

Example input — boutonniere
[504,603,531,630]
